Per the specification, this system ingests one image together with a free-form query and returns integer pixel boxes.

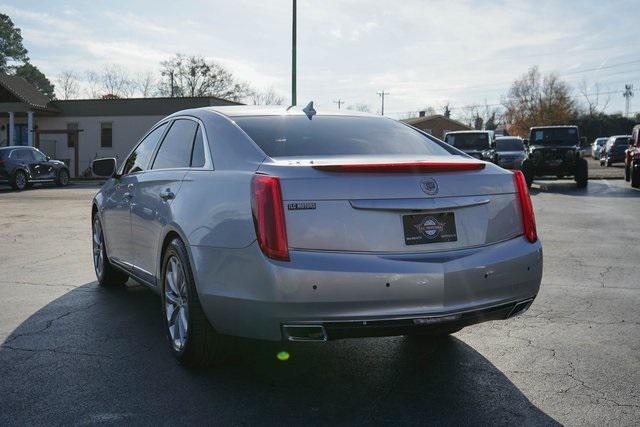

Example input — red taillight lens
[312,161,485,173]
[251,174,289,261]
[513,171,537,243]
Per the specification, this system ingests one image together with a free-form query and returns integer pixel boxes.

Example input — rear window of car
[614,137,630,146]
[444,133,491,150]
[530,128,579,145]
[232,115,454,158]
[495,138,524,151]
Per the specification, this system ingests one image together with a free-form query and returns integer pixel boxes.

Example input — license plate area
[403,212,457,246]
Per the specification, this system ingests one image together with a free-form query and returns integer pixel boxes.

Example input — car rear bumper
[191,236,543,341]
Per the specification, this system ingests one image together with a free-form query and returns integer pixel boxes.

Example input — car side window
[190,126,206,168]
[152,119,198,170]
[122,123,168,175]
[13,149,33,161]
[31,149,46,162]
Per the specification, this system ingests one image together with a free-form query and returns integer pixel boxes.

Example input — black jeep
[521,125,588,188]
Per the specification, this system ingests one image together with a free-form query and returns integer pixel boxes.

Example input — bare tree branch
[56,70,79,100]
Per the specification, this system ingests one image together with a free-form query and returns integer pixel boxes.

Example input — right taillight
[251,174,289,261]
[513,171,537,243]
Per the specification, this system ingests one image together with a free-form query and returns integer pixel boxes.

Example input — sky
[2,0,639,119]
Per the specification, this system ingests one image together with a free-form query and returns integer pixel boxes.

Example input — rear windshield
[232,116,454,158]
[530,128,579,145]
[495,138,524,151]
[444,133,490,150]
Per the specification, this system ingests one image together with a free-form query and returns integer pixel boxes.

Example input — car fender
[155,222,197,294]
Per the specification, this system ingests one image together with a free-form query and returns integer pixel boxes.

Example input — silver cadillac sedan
[90,106,542,367]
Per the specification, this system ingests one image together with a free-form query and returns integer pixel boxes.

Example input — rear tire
[92,216,129,287]
[575,158,588,188]
[625,162,631,181]
[521,160,534,188]
[56,169,69,187]
[631,164,640,189]
[10,170,28,191]
[161,238,235,367]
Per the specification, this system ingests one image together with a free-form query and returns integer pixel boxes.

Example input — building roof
[51,96,242,117]
[0,74,53,110]
[401,114,470,129]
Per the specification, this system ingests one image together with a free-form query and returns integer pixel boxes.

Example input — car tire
[92,216,129,287]
[600,159,605,166]
[521,160,534,188]
[161,238,235,367]
[56,169,70,187]
[606,160,612,167]
[631,164,640,189]
[575,158,588,188]
[10,170,28,191]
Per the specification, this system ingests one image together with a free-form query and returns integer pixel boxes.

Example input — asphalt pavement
[0,179,638,425]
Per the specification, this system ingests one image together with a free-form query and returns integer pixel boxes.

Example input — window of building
[67,123,78,148]
[100,122,113,148]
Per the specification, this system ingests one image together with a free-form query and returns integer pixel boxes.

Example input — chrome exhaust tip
[508,298,534,318]
[282,324,328,342]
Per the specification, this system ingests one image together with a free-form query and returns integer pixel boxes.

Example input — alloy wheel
[92,219,104,278]
[165,256,189,352]
[60,170,69,186]
[15,172,26,190]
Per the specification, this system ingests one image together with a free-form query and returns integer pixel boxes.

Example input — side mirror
[92,158,117,178]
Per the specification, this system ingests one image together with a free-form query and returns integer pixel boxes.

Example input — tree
[135,72,156,98]
[578,80,611,116]
[101,64,134,98]
[15,63,55,98]
[85,70,101,98]
[442,102,452,118]
[503,66,576,136]
[56,70,80,100]
[158,54,249,101]
[249,87,285,105]
[346,103,371,113]
[0,14,28,73]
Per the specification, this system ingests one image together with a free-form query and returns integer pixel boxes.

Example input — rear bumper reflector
[311,161,486,173]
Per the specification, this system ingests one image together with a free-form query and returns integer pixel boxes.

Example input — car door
[130,119,200,285]
[11,149,39,179]
[101,122,168,269]
[30,148,55,180]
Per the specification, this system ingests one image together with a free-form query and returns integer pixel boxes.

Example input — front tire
[575,158,588,188]
[11,170,28,191]
[92,216,129,287]
[56,169,69,187]
[161,238,234,367]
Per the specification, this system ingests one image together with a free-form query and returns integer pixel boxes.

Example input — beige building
[0,74,240,177]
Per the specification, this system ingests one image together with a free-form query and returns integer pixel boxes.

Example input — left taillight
[251,174,289,261]
[513,171,537,243]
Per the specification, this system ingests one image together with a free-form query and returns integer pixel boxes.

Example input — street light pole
[377,90,390,116]
[291,0,297,106]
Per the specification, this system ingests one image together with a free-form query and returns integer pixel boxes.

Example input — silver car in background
[592,137,608,159]
[90,106,542,367]
[494,136,527,169]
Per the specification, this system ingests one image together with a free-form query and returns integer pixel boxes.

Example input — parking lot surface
[0,180,638,425]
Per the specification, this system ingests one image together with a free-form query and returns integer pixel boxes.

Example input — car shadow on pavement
[0,282,560,425]
[530,180,639,198]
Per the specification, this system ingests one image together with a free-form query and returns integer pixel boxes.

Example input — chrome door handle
[159,189,175,201]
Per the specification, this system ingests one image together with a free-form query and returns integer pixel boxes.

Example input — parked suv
[521,125,588,188]
[494,136,526,170]
[444,130,497,163]
[626,125,640,187]
[0,146,70,191]
[600,135,630,167]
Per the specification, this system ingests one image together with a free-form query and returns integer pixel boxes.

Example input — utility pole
[333,99,345,109]
[623,84,634,117]
[162,70,175,97]
[291,0,297,106]
[377,90,390,116]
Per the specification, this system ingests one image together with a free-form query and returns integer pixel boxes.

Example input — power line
[560,59,640,76]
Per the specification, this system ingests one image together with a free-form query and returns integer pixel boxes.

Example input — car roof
[530,125,577,130]
[203,105,376,118]
[444,130,491,134]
